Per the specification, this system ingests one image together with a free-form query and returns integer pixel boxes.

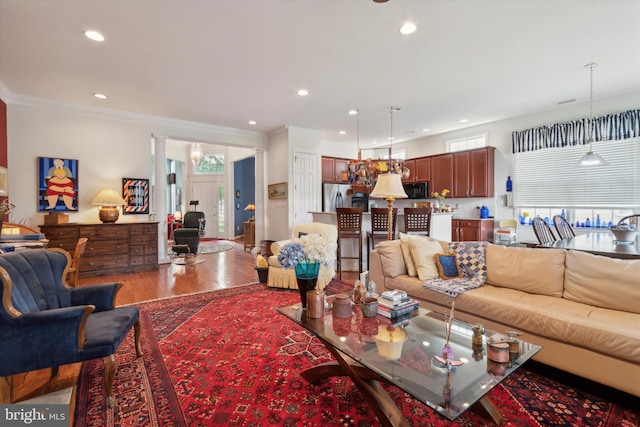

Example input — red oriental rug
[74,283,640,426]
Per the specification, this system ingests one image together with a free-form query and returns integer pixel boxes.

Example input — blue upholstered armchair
[0,249,141,406]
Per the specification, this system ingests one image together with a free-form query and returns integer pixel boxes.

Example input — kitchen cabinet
[452,218,494,242]
[322,157,350,183]
[401,159,416,183]
[414,157,431,183]
[40,222,158,278]
[430,154,454,195]
[453,147,495,198]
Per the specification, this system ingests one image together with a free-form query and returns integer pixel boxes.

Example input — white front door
[191,179,225,239]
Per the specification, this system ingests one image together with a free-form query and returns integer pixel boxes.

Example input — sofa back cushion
[485,244,566,297]
[407,235,448,280]
[374,240,407,278]
[563,250,640,314]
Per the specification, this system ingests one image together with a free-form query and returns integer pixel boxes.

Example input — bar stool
[403,207,432,236]
[366,207,397,269]
[336,207,363,279]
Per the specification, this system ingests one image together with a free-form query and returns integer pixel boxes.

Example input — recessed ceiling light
[422,128,430,133]
[339,130,346,135]
[459,119,469,123]
[348,109,358,115]
[248,120,257,125]
[297,89,309,96]
[93,93,107,99]
[400,22,417,35]
[84,30,104,42]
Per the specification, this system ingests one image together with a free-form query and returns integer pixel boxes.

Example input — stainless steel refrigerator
[322,183,351,212]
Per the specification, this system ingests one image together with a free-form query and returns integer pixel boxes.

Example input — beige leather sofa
[369,238,640,397]
[267,223,337,290]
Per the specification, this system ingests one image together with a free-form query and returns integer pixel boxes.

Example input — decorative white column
[153,134,170,264]
[254,147,267,246]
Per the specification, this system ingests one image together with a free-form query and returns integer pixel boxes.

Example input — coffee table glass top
[277,302,541,421]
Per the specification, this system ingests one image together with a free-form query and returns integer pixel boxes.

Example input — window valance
[512,109,639,154]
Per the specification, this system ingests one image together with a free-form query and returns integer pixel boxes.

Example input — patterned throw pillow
[448,241,488,282]
[434,252,463,280]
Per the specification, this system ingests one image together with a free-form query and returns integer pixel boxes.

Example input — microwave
[402,182,428,199]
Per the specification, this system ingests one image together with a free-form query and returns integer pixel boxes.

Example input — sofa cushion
[485,244,566,297]
[434,253,462,279]
[398,233,417,277]
[407,235,444,280]
[563,250,640,314]
[374,240,407,278]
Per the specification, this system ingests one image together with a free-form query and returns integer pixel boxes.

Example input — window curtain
[512,109,639,154]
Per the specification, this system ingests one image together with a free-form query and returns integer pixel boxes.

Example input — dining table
[539,231,640,259]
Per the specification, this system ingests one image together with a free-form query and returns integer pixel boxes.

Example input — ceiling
[1,0,639,148]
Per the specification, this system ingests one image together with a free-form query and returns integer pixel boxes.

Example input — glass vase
[295,261,320,309]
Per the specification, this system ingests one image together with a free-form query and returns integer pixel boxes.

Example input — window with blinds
[512,138,640,209]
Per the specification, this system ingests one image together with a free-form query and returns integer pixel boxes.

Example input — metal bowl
[610,227,638,243]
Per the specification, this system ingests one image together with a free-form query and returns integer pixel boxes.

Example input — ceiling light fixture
[297,89,309,96]
[370,106,408,240]
[248,120,256,125]
[190,142,203,167]
[93,93,107,99]
[577,62,608,167]
[400,22,417,35]
[84,30,104,42]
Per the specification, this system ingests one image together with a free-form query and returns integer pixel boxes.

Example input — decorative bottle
[595,214,601,228]
[585,218,591,228]
[561,209,566,219]
[506,176,513,192]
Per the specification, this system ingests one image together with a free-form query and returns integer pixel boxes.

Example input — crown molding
[0,81,268,147]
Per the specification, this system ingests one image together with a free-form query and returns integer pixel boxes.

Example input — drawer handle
[89,262,95,266]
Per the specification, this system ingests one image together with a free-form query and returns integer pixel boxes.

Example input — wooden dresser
[39,222,159,278]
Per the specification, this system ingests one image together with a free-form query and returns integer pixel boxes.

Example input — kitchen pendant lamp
[577,63,608,167]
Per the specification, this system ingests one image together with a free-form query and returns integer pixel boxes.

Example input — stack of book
[377,290,419,318]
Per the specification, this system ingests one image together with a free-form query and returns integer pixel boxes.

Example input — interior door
[293,151,319,225]
[191,179,225,239]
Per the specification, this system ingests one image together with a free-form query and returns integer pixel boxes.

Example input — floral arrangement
[1,199,15,214]
[432,188,450,205]
[277,233,335,269]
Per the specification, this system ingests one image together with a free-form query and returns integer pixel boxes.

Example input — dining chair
[553,215,575,239]
[66,237,88,287]
[532,216,557,245]
[403,207,432,236]
[336,207,363,279]
[495,219,518,245]
[366,207,397,269]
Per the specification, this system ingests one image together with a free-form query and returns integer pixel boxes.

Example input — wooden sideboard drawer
[457,220,480,228]
[80,225,130,240]
[40,226,78,240]
[82,254,130,271]
[47,239,78,252]
[130,224,157,235]
[86,239,129,256]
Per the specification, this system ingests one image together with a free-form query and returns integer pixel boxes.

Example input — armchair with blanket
[0,249,141,406]
[267,223,338,290]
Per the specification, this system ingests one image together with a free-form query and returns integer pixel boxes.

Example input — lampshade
[92,189,126,223]
[370,173,408,200]
[244,203,256,221]
[173,211,182,220]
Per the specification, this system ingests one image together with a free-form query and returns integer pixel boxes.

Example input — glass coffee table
[277,301,541,426]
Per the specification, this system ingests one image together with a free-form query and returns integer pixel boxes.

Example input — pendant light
[370,107,408,240]
[190,142,203,167]
[577,63,608,167]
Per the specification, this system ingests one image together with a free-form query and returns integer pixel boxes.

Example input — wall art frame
[37,157,79,212]
[122,178,150,214]
[268,182,287,200]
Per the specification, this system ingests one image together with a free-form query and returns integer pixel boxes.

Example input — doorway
[192,179,225,239]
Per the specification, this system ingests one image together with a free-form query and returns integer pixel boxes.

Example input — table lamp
[370,173,407,240]
[244,203,256,222]
[92,189,126,223]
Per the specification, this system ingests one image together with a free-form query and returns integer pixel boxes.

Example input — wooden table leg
[472,395,505,425]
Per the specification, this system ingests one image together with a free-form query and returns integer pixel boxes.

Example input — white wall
[5,98,267,229]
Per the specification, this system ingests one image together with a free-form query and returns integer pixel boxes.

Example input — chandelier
[190,142,203,166]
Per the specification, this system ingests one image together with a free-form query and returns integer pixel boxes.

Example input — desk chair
[553,215,575,239]
[336,207,363,279]
[403,207,432,235]
[367,207,397,269]
[532,216,557,245]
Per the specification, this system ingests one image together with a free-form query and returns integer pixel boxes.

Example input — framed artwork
[37,157,79,212]
[122,178,150,214]
[268,182,287,200]
[0,167,7,196]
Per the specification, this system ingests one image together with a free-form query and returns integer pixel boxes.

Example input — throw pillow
[407,234,443,281]
[448,241,488,282]
[434,253,463,280]
[399,233,417,277]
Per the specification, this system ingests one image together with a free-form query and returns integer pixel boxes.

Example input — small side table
[244,221,255,252]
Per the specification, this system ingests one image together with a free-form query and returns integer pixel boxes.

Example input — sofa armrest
[369,249,388,294]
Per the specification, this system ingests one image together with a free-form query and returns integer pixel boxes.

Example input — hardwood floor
[10,239,358,405]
